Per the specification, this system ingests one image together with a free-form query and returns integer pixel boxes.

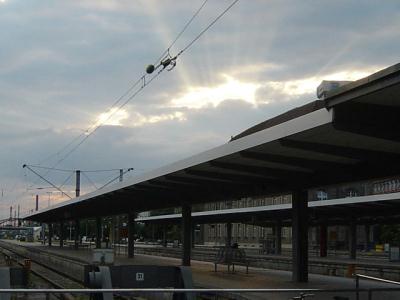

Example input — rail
[354,273,400,300]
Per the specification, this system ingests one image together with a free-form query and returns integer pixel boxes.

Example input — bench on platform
[214,247,249,274]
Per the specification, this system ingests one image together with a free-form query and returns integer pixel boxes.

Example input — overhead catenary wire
[98,168,134,190]
[81,171,98,190]
[22,0,240,200]
[37,77,144,168]
[22,165,72,199]
[27,76,143,188]
[154,0,209,65]
[32,0,213,172]
[59,172,74,190]
[52,70,164,168]
[24,164,130,173]
[178,0,240,56]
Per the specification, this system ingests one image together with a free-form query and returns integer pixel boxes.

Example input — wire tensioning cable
[98,168,134,190]
[59,172,74,190]
[81,171,99,191]
[22,165,72,199]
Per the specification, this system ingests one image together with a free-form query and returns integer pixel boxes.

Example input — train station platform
[1,239,400,300]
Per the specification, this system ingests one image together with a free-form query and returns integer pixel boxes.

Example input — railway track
[0,243,83,299]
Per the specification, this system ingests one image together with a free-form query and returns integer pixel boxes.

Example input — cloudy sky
[0,0,399,219]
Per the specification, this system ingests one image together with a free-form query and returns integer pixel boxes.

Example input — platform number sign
[136,272,144,281]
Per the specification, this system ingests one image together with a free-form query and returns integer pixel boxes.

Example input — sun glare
[169,68,379,110]
[170,75,261,109]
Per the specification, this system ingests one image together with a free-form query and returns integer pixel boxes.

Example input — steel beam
[210,161,310,179]
[280,139,400,163]
[185,169,269,184]
[240,151,350,171]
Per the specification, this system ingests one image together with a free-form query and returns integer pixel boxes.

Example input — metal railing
[354,273,400,300]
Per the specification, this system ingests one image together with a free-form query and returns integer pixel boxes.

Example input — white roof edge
[24,108,333,219]
[135,192,400,221]
[308,191,400,207]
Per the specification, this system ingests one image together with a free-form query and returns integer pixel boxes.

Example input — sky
[0,0,399,219]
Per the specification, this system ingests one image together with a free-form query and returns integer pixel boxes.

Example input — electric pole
[76,170,80,197]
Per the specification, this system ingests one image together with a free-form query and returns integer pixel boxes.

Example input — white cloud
[168,67,381,110]
[128,111,186,127]
[170,75,261,109]
[259,67,383,102]
[96,108,129,126]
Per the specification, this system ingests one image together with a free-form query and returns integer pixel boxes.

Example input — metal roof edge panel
[325,62,400,107]
[24,108,333,220]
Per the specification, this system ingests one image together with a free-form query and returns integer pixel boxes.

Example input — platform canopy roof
[25,63,400,223]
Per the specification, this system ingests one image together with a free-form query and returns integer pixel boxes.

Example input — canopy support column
[349,221,357,260]
[274,220,282,255]
[365,225,370,252]
[182,203,192,266]
[162,225,167,247]
[128,212,135,258]
[95,217,102,249]
[320,224,328,257]
[74,219,80,250]
[226,222,232,247]
[292,190,308,282]
[48,223,53,247]
[59,221,64,248]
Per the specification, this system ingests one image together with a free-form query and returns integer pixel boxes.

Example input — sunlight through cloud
[266,69,380,97]
[170,75,261,109]
[96,107,129,126]
[130,111,186,127]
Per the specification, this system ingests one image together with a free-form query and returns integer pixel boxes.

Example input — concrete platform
[1,240,400,300]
